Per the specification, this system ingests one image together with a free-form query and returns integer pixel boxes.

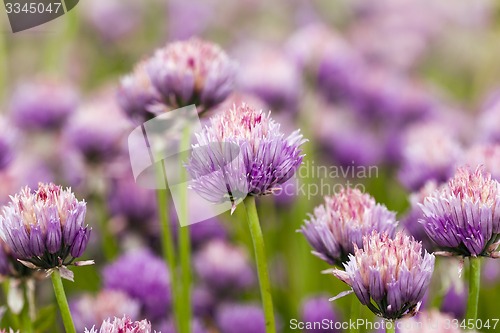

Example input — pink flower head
[420,166,500,257]
[85,316,156,333]
[330,231,435,320]
[187,103,305,209]
[0,183,91,274]
[300,187,398,266]
[147,38,235,112]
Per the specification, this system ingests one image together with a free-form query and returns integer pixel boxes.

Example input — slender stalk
[385,321,396,333]
[178,225,191,333]
[465,257,481,323]
[243,196,276,333]
[349,298,360,333]
[155,160,181,331]
[51,270,76,333]
[177,126,192,333]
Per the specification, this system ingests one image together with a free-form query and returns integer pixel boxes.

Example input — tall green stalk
[177,126,192,333]
[465,257,481,324]
[243,196,276,333]
[51,270,76,333]
[155,160,180,332]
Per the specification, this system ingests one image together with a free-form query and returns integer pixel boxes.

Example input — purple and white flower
[0,183,91,278]
[117,61,162,125]
[419,166,500,257]
[147,38,235,112]
[300,188,398,266]
[187,103,306,211]
[329,231,435,320]
[84,316,156,333]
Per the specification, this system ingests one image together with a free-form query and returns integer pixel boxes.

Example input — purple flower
[64,95,129,164]
[147,38,235,112]
[117,61,162,126]
[71,290,141,332]
[84,316,155,333]
[194,240,255,295]
[102,248,170,320]
[187,103,305,210]
[216,303,266,333]
[301,297,340,333]
[0,183,91,271]
[419,166,500,257]
[9,77,79,131]
[300,187,398,266]
[330,231,435,320]
[236,46,301,112]
[398,122,462,191]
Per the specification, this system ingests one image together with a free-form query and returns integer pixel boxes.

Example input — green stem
[155,160,181,331]
[178,225,192,333]
[177,126,192,333]
[51,270,76,333]
[385,321,396,333]
[349,298,360,333]
[243,196,276,333]
[465,257,481,323]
